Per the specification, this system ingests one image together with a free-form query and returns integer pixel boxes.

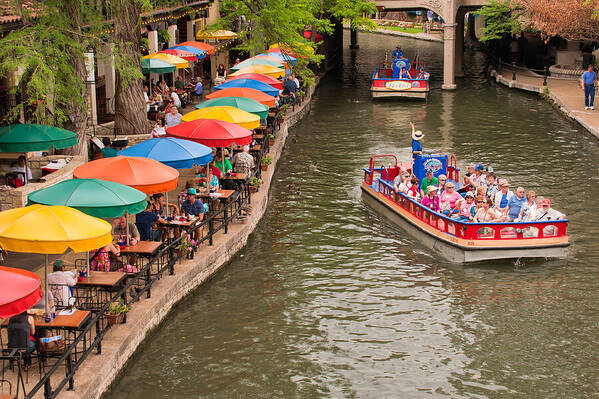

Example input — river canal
[105,32,599,398]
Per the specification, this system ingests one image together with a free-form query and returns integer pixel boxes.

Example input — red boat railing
[364,168,568,242]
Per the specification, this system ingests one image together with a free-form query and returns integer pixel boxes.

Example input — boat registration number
[385,81,412,91]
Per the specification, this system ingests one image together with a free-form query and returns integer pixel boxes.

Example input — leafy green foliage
[474,0,523,42]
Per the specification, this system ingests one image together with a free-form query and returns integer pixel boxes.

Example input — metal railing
[22,181,251,399]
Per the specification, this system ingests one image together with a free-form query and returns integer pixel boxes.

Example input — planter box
[250,186,259,193]
[268,139,275,146]
[261,164,269,171]
[106,313,125,326]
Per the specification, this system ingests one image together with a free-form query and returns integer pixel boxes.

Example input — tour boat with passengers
[371,53,430,99]
[361,154,569,263]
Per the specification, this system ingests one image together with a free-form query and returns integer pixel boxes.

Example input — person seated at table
[101,137,118,158]
[150,119,166,138]
[213,150,232,175]
[47,260,76,308]
[7,311,36,369]
[231,145,255,176]
[150,193,178,217]
[90,242,137,273]
[10,155,33,184]
[181,188,204,220]
[112,216,140,246]
[165,106,182,128]
[197,161,221,189]
[136,201,166,241]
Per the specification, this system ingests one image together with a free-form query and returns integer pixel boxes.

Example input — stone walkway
[491,69,599,139]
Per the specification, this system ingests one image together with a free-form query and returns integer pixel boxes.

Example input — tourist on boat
[397,172,412,194]
[504,186,526,221]
[407,176,420,200]
[437,174,447,195]
[421,186,440,211]
[439,182,461,215]
[416,68,429,80]
[473,197,502,223]
[392,44,404,59]
[513,190,535,222]
[410,122,424,159]
[464,163,484,188]
[392,169,404,193]
[476,185,487,199]
[420,170,438,198]
[485,172,499,199]
[400,67,412,80]
[453,191,476,222]
[458,164,476,194]
[472,195,484,218]
[532,198,565,221]
[524,195,544,222]
[493,179,513,214]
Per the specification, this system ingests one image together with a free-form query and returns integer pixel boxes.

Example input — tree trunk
[61,0,89,156]
[113,0,149,136]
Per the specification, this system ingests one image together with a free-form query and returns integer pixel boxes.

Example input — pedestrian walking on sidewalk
[581,64,597,110]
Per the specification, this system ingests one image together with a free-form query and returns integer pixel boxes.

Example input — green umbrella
[142,58,177,74]
[0,124,78,153]
[230,58,285,71]
[27,178,147,218]
[195,96,269,120]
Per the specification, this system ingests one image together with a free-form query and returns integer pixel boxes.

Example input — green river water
[104,32,599,398]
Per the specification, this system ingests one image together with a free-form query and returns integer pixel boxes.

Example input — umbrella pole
[44,254,49,316]
[87,251,90,275]
[166,192,169,216]
[24,152,29,185]
[126,211,130,246]
[222,147,225,176]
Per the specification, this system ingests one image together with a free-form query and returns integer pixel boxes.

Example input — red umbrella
[166,119,253,147]
[226,73,283,90]
[158,48,197,62]
[0,266,42,319]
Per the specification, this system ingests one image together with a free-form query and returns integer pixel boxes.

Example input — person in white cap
[410,121,424,160]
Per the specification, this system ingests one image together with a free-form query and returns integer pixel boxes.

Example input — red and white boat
[361,154,569,263]
[370,55,430,99]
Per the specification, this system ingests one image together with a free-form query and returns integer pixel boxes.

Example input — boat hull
[361,183,569,263]
[371,89,427,99]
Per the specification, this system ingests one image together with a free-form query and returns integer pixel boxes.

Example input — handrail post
[44,379,52,399]
[543,65,548,86]
[96,320,102,354]
[208,217,214,245]
[512,61,516,80]
[66,352,74,390]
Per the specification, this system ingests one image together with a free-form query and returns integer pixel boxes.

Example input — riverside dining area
[0,41,308,399]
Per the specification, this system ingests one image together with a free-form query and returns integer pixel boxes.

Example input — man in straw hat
[410,121,424,160]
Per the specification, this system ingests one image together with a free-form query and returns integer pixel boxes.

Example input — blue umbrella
[214,79,279,97]
[118,137,213,169]
[258,52,298,64]
[170,45,207,60]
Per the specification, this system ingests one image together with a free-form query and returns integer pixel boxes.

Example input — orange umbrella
[73,156,179,195]
[177,41,215,55]
[206,87,276,108]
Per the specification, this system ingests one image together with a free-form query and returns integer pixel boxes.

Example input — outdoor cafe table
[220,173,248,181]
[120,241,164,277]
[75,271,127,312]
[2,310,92,362]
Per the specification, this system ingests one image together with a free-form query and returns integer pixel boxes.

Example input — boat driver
[410,121,424,160]
[392,44,404,59]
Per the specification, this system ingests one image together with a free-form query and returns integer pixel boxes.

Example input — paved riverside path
[492,69,599,139]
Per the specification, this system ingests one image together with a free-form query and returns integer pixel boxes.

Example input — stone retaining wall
[59,79,319,399]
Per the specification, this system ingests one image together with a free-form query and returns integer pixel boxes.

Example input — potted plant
[261,155,272,171]
[249,177,262,193]
[176,232,197,259]
[277,104,289,122]
[268,133,277,147]
[106,300,129,326]
[297,89,305,102]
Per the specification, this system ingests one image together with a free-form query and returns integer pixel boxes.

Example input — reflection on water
[105,32,599,399]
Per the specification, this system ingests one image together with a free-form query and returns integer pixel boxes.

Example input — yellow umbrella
[182,106,260,130]
[196,30,238,40]
[0,204,113,313]
[144,53,189,69]
[229,65,285,79]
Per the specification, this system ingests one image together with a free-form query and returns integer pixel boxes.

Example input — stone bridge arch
[370,0,488,89]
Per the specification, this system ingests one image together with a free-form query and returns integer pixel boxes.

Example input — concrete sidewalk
[491,69,599,139]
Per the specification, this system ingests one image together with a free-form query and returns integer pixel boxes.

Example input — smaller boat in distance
[361,154,569,262]
[371,53,430,99]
